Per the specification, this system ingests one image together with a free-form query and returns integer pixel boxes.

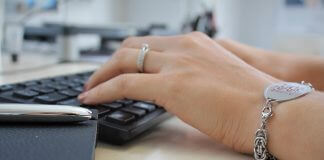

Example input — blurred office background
[0,0,324,73]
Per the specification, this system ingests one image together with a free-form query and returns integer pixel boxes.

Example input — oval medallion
[264,82,313,102]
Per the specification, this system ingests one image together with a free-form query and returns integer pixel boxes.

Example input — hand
[216,38,324,90]
[78,32,278,153]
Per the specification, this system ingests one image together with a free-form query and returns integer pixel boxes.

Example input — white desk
[0,62,251,160]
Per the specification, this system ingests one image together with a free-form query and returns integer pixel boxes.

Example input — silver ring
[137,43,150,73]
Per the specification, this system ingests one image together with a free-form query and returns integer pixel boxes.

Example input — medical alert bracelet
[254,81,314,160]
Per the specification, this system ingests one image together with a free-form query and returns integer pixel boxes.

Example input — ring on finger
[137,43,150,73]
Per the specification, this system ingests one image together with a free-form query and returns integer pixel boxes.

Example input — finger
[85,48,167,91]
[121,35,179,51]
[79,73,164,105]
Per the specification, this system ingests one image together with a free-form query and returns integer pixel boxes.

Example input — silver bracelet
[254,81,314,160]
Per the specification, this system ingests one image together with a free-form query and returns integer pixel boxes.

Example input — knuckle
[189,31,207,38]
[216,38,231,45]
[91,85,104,99]
[179,35,197,47]
[121,36,137,47]
[86,74,98,87]
[112,48,128,62]
[116,74,130,95]
[118,48,129,55]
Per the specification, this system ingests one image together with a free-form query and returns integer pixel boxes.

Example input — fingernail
[78,91,88,102]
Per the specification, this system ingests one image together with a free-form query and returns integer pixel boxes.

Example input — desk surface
[0,62,250,160]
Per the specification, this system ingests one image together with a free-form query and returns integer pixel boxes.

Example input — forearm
[282,55,324,91]
[216,38,324,90]
[266,91,324,160]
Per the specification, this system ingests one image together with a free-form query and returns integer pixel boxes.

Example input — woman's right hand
[78,32,278,154]
[78,33,324,160]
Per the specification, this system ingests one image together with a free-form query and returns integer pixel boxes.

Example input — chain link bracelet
[254,81,314,160]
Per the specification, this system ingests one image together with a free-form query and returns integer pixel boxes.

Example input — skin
[78,32,324,159]
[216,38,324,90]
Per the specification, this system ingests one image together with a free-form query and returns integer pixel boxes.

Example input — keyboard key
[100,103,123,109]
[59,89,79,97]
[105,111,135,124]
[78,72,93,77]
[39,79,53,84]
[133,102,156,112]
[115,99,133,105]
[53,76,66,82]
[22,81,39,87]
[59,81,80,88]
[58,81,69,86]
[13,90,39,99]
[68,83,81,88]
[73,86,84,93]
[96,106,111,118]
[58,98,82,106]
[46,83,69,90]
[81,104,95,109]
[71,78,87,85]
[35,93,68,104]
[0,85,13,92]
[122,107,146,117]
[32,86,55,94]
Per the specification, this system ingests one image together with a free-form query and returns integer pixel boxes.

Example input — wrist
[266,91,323,160]
[227,76,278,154]
[238,79,314,159]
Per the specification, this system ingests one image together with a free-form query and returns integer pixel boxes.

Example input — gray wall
[2,0,324,55]
[120,0,215,30]
[0,0,4,61]
[21,0,120,26]
[18,0,214,30]
[216,0,281,49]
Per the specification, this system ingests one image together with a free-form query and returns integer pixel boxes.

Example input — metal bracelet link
[261,99,273,125]
[254,129,268,160]
[254,99,277,160]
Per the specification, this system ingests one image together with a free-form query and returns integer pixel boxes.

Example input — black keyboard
[0,71,171,144]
